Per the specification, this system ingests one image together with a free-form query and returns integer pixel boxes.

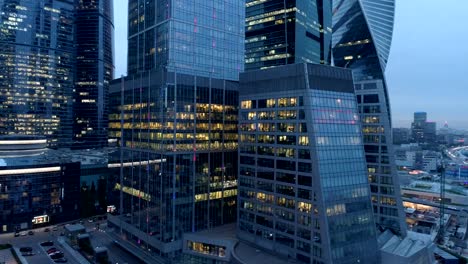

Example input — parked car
[54,258,68,263]
[22,252,35,256]
[44,228,50,232]
[19,231,27,236]
[19,247,32,252]
[50,252,64,259]
[14,232,19,237]
[47,248,59,254]
[40,241,54,247]
[52,226,58,231]
[28,230,34,235]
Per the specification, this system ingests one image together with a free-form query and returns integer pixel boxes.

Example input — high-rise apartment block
[245,0,332,71]
[73,0,115,149]
[237,63,378,264]
[107,0,244,259]
[332,0,407,236]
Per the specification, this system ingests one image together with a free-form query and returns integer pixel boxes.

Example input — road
[0,227,80,264]
[88,226,144,264]
[446,146,468,165]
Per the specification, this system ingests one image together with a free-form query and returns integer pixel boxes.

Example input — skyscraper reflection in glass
[332,0,407,236]
[0,0,75,147]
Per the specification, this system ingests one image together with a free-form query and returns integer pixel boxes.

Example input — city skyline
[113,0,468,130]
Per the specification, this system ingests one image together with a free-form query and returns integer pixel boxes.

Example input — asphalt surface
[0,227,79,264]
[0,218,141,264]
[89,226,144,264]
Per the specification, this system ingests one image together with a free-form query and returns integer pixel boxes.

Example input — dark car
[44,228,50,232]
[14,232,19,237]
[54,258,68,263]
[50,252,64,259]
[47,248,59,254]
[40,241,54,247]
[19,247,32,252]
[28,230,34,235]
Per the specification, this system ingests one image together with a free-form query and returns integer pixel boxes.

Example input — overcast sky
[113,0,468,130]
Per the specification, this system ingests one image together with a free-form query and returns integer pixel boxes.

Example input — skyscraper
[411,112,437,143]
[127,0,243,80]
[73,0,114,149]
[238,63,378,264]
[107,0,244,259]
[0,0,75,148]
[411,112,427,142]
[245,0,332,71]
[332,0,407,235]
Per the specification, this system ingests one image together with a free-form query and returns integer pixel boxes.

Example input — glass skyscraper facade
[107,0,245,259]
[108,72,239,258]
[0,0,75,147]
[332,0,407,235]
[127,0,244,81]
[245,0,332,71]
[73,0,114,149]
[238,63,377,264]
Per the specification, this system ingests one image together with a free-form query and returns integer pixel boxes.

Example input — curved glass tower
[73,0,114,149]
[332,0,407,236]
[0,0,75,148]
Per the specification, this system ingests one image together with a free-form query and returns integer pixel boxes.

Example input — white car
[19,231,27,236]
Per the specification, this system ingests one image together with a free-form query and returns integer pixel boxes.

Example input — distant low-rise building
[0,136,81,233]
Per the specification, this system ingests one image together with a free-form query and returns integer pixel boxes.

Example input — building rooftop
[184,223,237,242]
[65,224,85,233]
[233,242,299,264]
[379,230,434,258]
[403,179,468,197]
[0,147,118,168]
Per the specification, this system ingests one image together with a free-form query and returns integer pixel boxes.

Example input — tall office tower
[238,63,378,264]
[0,0,75,148]
[411,112,426,142]
[73,0,114,149]
[107,0,244,259]
[127,0,244,80]
[424,121,436,143]
[245,0,332,71]
[332,0,407,235]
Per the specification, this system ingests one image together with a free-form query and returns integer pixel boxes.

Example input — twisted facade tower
[332,0,407,236]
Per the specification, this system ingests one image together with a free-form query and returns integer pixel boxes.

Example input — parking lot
[0,217,141,264]
[0,226,79,264]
